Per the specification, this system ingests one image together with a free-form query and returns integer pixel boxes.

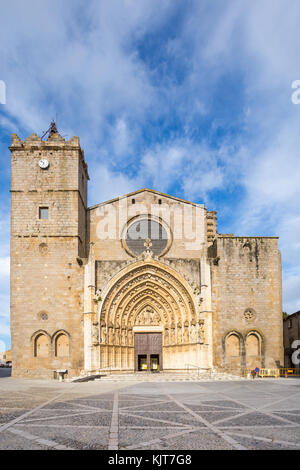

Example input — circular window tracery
[243,308,256,322]
[123,218,170,257]
[38,311,48,321]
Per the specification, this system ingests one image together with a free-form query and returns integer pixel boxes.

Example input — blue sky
[1,0,300,350]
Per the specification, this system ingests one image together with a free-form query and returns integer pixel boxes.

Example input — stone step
[93,372,244,382]
[69,371,245,383]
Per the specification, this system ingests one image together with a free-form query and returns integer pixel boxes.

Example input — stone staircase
[80,371,246,383]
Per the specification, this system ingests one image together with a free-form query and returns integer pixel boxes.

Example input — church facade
[10,129,284,378]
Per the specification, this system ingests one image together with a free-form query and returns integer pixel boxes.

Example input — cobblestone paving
[1,374,300,450]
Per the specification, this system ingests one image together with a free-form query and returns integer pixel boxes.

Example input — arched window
[55,333,69,357]
[246,332,262,368]
[35,333,49,357]
[225,333,242,371]
[226,334,240,357]
[246,334,260,356]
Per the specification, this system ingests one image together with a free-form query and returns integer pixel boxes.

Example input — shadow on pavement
[0,368,12,378]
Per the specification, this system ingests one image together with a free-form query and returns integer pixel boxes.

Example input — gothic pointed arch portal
[98,259,204,370]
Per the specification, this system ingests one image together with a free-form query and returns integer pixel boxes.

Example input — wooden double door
[134,333,162,371]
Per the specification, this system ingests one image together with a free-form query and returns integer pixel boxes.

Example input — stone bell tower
[10,123,89,378]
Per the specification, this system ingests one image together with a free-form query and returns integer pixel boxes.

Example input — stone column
[83,243,97,372]
[199,256,213,369]
[83,313,93,372]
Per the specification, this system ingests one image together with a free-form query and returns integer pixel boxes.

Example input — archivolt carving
[99,260,200,346]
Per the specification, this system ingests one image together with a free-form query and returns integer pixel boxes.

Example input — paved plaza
[1,370,300,450]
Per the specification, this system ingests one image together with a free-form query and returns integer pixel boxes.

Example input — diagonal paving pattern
[108,391,119,450]
[1,375,300,449]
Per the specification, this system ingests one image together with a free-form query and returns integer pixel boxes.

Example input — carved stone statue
[121,328,127,346]
[92,321,99,345]
[171,328,175,344]
[198,320,205,343]
[108,327,114,344]
[184,325,189,343]
[190,324,197,343]
[115,326,120,345]
[177,325,182,344]
[135,306,161,325]
[100,323,107,344]
[164,328,169,345]
[128,328,133,346]
[153,311,161,324]
[139,311,146,324]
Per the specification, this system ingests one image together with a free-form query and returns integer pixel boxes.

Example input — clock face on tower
[38,158,49,169]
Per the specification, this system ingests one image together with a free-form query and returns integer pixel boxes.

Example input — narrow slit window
[39,207,49,220]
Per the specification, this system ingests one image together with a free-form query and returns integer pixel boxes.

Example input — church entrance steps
[68,371,246,383]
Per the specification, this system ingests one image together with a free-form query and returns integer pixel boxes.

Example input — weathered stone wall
[86,192,211,372]
[88,190,207,261]
[10,133,88,378]
[210,236,283,371]
[11,237,85,378]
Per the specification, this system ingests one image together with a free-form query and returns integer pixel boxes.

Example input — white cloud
[89,164,140,205]
[0,0,172,136]
[110,118,135,158]
[0,257,9,278]
[283,272,300,314]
